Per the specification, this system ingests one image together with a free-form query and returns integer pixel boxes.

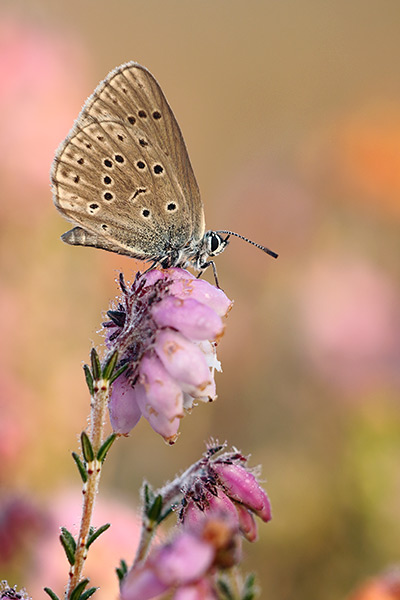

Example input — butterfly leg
[198,260,220,288]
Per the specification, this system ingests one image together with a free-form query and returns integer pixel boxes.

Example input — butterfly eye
[208,233,222,254]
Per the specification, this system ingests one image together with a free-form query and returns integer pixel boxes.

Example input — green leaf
[83,364,94,395]
[72,451,88,483]
[143,482,153,512]
[242,573,258,600]
[86,523,111,549]
[116,558,128,582]
[147,494,163,522]
[44,588,60,600]
[159,505,174,524]
[59,529,76,565]
[102,350,118,380]
[97,434,117,462]
[90,348,102,380]
[109,362,129,384]
[80,587,98,600]
[81,431,94,463]
[61,526,77,552]
[69,578,89,600]
[217,578,234,600]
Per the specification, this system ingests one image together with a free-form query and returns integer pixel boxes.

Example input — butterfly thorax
[159,231,229,273]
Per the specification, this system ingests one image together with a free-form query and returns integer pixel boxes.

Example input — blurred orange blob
[349,570,400,600]
[302,102,400,219]
[337,105,400,214]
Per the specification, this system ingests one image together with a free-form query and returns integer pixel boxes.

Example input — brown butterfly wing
[51,62,205,261]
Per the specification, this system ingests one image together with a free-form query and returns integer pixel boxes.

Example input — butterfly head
[195,231,230,270]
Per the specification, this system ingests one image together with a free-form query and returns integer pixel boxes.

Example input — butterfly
[51,62,277,281]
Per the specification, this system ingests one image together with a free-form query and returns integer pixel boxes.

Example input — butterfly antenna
[215,231,278,259]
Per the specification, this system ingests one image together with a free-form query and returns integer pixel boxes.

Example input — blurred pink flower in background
[297,256,400,392]
[0,12,90,213]
[0,495,48,567]
[0,376,36,484]
[27,490,141,600]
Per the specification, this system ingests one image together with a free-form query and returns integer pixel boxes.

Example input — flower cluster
[0,581,30,600]
[179,446,272,542]
[121,517,240,600]
[104,269,232,444]
[120,445,270,599]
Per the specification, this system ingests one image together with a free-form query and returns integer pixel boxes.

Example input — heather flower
[105,268,232,444]
[179,446,271,542]
[0,496,47,564]
[120,517,240,600]
[0,581,30,599]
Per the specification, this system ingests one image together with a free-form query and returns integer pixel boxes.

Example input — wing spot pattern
[142,208,150,217]
[138,110,147,118]
[166,202,177,212]
[136,161,146,170]
[127,115,136,125]
[132,187,147,199]
[104,159,113,168]
[153,164,163,175]
[104,192,113,201]
[88,203,100,214]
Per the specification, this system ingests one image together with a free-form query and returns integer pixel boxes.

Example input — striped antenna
[215,231,278,259]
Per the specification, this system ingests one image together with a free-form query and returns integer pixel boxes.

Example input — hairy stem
[65,379,110,599]
[131,457,206,568]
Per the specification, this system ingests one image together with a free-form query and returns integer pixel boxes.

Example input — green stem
[65,379,111,599]
[131,458,206,568]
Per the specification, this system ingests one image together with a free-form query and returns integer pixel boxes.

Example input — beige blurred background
[1,1,400,598]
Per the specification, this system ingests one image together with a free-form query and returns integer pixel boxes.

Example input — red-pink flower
[105,269,232,443]
[121,518,239,600]
[179,447,271,542]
